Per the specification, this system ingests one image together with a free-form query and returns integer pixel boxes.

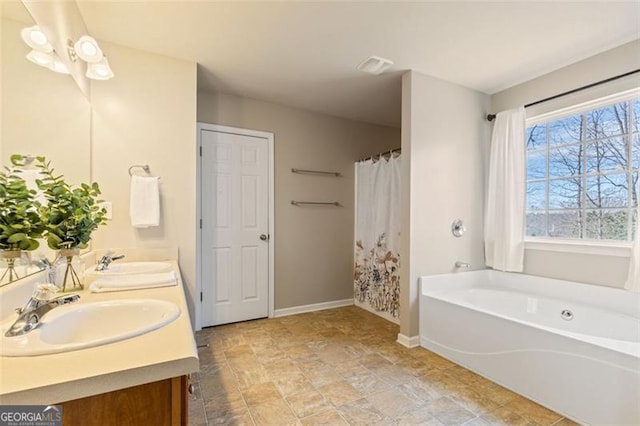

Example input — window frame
[523,88,640,249]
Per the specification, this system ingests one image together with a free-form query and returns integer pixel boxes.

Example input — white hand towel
[130,175,160,228]
[89,271,177,293]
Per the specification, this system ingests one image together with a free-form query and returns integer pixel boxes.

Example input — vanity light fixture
[26,49,53,67]
[21,25,69,75]
[21,25,69,74]
[86,57,114,80]
[48,56,70,74]
[20,26,53,53]
[73,35,103,63]
[25,49,69,74]
[68,36,114,80]
[20,25,113,80]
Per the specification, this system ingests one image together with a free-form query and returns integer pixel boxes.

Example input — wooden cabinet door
[61,376,187,426]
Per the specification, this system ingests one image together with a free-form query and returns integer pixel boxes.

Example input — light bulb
[86,57,114,80]
[80,40,97,57]
[73,35,103,63]
[21,26,53,53]
[30,31,47,46]
[26,50,53,67]
[48,58,70,74]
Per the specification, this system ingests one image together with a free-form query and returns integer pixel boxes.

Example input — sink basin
[0,299,180,357]
[87,261,173,276]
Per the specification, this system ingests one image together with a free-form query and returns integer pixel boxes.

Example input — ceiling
[72,2,639,127]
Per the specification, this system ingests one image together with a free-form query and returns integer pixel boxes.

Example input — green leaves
[7,232,27,243]
[0,155,107,252]
[35,156,107,250]
[0,160,44,251]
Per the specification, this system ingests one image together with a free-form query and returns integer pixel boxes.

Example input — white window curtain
[626,206,640,292]
[484,107,526,272]
[354,154,401,318]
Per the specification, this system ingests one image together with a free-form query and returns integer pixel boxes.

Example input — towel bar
[291,201,340,206]
[291,168,341,177]
[128,164,157,177]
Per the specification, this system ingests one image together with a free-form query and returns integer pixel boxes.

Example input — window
[525,95,639,242]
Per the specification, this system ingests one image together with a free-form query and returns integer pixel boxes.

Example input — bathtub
[419,269,640,426]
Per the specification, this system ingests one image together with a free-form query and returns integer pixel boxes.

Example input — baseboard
[396,333,420,348]
[274,298,354,318]
[353,299,400,325]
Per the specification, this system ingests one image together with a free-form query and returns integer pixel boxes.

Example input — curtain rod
[357,147,401,163]
[486,68,640,122]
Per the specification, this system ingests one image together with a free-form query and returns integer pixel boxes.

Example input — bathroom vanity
[0,252,199,425]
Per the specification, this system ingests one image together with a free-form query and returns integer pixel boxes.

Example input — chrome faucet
[455,261,471,269]
[5,284,80,337]
[95,253,125,271]
[34,257,56,285]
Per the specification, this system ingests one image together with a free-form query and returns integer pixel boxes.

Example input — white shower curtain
[625,206,640,291]
[484,107,526,272]
[354,154,401,318]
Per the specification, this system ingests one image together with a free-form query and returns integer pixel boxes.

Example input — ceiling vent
[357,56,393,75]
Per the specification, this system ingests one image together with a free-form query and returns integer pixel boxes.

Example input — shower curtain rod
[357,147,401,163]
[486,68,640,122]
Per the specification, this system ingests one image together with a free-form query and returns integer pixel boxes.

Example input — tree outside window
[525,97,639,241]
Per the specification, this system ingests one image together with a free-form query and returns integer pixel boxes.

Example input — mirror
[1,1,91,286]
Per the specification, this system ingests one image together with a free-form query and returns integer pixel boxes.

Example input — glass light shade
[86,57,114,80]
[26,49,53,67]
[48,55,70,74]
[73,35,103,63]
[21,26,53,53]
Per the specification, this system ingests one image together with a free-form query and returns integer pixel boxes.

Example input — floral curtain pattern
[354,154,401,318]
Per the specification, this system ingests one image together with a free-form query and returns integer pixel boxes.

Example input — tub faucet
[5,284,80,337]
[95,253,125,271]
[455,261,470,269]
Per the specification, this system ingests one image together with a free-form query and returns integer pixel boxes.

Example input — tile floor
[189,306,578,425]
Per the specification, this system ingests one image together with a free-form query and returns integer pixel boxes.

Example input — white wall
[197,91,400,311]
[400,70,490,337]
[491,40,640,289]
[90,41,198,321]
[492,40,640,114]
[1,17,91,186]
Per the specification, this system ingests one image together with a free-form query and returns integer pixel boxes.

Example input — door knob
[260,234,269,241]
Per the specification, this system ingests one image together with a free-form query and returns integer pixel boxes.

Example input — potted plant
[0,156,45,284]
[34,157,107,291]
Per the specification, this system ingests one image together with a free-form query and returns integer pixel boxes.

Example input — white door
[200,128,270,326]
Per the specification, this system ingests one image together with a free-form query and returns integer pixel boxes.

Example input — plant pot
[0,249,23,285]
[55,248,84,292]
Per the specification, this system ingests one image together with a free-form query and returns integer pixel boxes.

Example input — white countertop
[0,259,199,404]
